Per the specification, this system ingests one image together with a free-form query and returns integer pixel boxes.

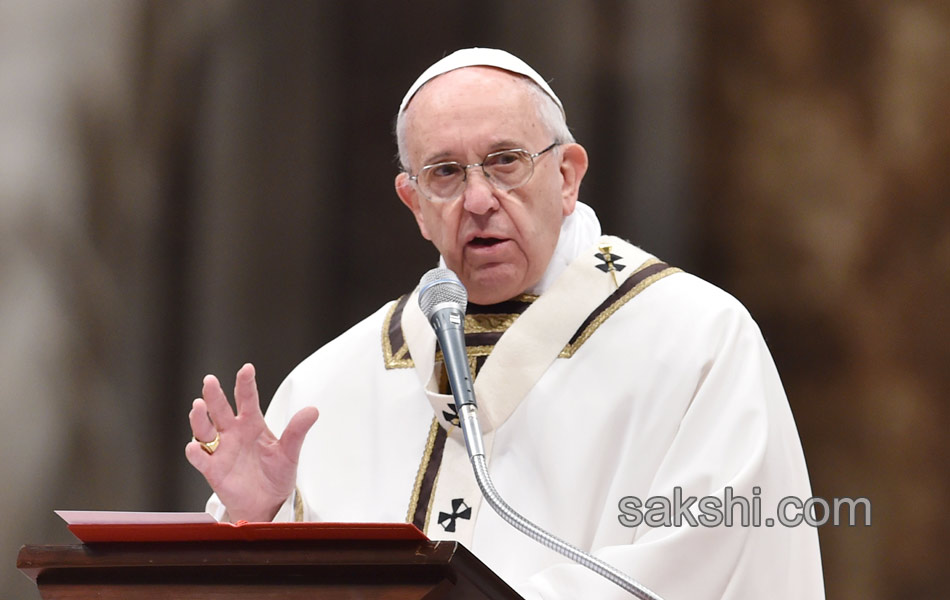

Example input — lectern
[17,521,523,599]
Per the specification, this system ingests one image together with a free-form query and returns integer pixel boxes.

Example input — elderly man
[186,48,824,599]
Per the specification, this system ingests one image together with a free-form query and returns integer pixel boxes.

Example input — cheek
[420,206,457,249]
[534,195,567,242]
[416,216,432,240]
[527,198,567,264]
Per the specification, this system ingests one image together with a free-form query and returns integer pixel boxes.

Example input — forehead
[403,67,546,162]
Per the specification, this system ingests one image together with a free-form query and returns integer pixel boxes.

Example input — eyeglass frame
[406,141,561,202]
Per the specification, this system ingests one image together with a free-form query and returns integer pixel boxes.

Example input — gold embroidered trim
[382,296,413,369]
[421,422,453,534]
[511,293,539,303]
[406,416,441,523]
[423,467,441,534]
[465,313,520,333]
[293,486,304,522]
[435,344,496,363]
[391,342,410,363]
[383,291,537,370]
[560,263,681,357]
[382,262,678,367]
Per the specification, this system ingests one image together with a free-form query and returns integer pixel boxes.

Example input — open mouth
[469,237,505,247]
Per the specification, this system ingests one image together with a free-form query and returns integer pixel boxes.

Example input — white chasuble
[207,235,825,599]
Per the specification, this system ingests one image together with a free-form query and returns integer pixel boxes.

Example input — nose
[461,169,499,215]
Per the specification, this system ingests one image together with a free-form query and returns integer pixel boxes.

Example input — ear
[557,143,589,217]
[395,172,431,240]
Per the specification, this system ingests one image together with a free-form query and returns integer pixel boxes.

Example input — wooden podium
[17,521,524,599]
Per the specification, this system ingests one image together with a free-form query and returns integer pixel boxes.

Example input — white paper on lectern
[55,510,217,525]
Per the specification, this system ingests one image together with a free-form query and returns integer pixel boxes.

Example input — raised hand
[185,363,319,522]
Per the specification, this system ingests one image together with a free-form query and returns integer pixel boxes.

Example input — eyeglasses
[407,142,559,203]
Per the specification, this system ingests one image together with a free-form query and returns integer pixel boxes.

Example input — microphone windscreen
[418,268,467,319]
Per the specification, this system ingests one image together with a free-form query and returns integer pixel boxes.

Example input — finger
[233,363,264,419]
[184,440,212,475]
[202,374,237,430]
[278,406,320,463]
[189,398,217,442]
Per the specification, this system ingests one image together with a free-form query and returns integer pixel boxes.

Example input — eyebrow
[421,139,526,166]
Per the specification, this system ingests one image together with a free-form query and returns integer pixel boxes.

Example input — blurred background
[1,0,947,598]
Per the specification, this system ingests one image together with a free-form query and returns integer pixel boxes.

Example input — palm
[185,364,318,522]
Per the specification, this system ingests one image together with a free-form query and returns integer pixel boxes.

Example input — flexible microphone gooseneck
[417,268,663,600]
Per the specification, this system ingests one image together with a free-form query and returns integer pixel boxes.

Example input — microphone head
[418,268,468,319]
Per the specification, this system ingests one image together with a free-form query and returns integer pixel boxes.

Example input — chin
[465,275,527,305]
[468,288,513,305]
[456,262,535,305]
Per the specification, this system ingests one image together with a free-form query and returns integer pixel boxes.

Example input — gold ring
[194,431,221,455]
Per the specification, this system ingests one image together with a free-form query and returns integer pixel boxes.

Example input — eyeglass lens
[421,150,533,201]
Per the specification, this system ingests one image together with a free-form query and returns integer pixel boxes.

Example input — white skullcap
[398,47,565,118]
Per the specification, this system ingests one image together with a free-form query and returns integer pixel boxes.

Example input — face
[395,67,588,305]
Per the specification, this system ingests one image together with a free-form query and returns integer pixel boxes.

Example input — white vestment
[207,205,825,599]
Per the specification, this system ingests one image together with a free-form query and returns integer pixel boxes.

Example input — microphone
[416,268,663,600]
[417,268,484,460]
[417,268,476,410]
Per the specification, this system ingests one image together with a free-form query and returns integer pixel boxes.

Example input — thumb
[279,406,319,463]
